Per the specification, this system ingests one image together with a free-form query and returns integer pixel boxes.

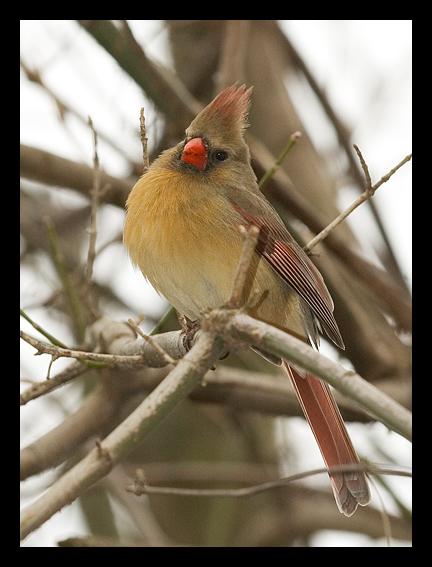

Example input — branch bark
[20,144,133,208]
[220,310,412,441]
[78,20,201,123]
[304,148,413,253]
[20,328,226,540]
[22,308,412,444]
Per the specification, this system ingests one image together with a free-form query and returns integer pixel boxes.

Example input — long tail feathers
[283,362,370,516]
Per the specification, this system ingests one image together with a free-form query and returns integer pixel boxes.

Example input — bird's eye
[214,150,228,162]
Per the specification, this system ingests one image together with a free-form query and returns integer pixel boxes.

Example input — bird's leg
[176,311,201,352]
[176,310,229,361]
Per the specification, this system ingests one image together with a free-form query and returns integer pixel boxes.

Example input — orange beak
[181,137,208,170]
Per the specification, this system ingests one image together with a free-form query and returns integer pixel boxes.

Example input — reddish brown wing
[231,201,344,349]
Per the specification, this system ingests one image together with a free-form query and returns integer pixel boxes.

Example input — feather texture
[285,363,370,516]
[230,201,344,349]
[124,84,370,516]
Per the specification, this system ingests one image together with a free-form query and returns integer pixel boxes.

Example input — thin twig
[85,117,101,293]
[20,361,88,406]
[127,317,176,365]
[20,330,143,366]
[21,323,189,369]
[44,218,87,339]
[248,137,412,331]
[225,224,260,309]
[304,148,412,253]
[279,28,407,285]
[139,107,149,173]
[258,131,301,191]
[127,463,411,498]
[20,308,68,349]
[354,143,373,190]
[369,150,412,193]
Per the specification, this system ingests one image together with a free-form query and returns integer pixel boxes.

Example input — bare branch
[20,328,226,540]
[353,143,373,190]
[21,330,137,365]
[20,329,183,369]
[369,150,413,193]
[79,20,201,123]
[249,137,412,332]
[23,299,412,440]
[127,463,411,498]
[20,308,68,349]
[127,317,177,366]
[223,310,412,441]
[225,224,260,309]
[20,361,88,406]
[278,25,408,286]
[258,131,301,191]
[44,218,87,339]
[304,148,412,253]
[139,107,149,173]
[217,20,250,91]
[20,144,133,208]
[84,118,101,295]
[20,382,125,481]
[20,59,138,170]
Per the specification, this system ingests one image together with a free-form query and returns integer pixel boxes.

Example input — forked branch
[304,147,412,253]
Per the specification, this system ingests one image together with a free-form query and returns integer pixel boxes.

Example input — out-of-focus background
[20,20,412,547]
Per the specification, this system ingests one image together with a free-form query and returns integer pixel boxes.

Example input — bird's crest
[187,84,253,138]
[205,84,252,129]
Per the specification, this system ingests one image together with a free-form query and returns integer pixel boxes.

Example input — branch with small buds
[304,146,412,253]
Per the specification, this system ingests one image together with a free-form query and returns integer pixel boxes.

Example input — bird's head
[176,84,253,176]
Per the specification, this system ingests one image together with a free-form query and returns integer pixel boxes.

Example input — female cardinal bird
[124,84,370,516]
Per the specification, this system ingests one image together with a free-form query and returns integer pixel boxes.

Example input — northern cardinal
[124,84,370,516]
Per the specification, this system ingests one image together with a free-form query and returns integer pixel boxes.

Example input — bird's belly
[145,228,243,320]
[124,181,309,337]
